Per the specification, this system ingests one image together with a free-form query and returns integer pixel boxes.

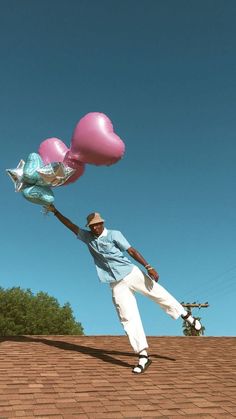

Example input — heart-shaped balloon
[63,151,85,184]
[70,112,125,166]
[23,185,54,206]
[39,138,69,164]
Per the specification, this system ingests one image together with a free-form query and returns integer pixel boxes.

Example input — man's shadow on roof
[0,336,176,369]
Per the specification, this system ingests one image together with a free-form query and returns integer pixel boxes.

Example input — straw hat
[86,212,105,227]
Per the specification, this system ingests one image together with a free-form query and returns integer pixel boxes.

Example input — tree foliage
[0,287,84,336]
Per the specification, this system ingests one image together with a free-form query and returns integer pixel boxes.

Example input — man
[47,205,201,374]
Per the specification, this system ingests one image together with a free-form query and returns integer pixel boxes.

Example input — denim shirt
[77,228,134,283]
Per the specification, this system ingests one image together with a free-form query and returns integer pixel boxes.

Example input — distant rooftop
[0,335,235,418]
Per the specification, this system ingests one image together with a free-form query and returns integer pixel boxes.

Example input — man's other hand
[147,268,159,282]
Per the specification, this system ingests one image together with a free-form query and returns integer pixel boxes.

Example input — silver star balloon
[6,159,26,192]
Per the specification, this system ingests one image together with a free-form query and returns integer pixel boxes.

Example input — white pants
[110,265,186,353]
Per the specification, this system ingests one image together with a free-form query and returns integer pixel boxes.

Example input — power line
[190,275,235,300]
[206,279,236,300]
[182,265,236,300]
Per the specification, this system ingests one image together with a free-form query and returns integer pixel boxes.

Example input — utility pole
[181,302,209,310]
[181,302,209,336]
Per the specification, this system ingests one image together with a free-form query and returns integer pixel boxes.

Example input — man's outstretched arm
[127,247,159,282]
[47,204,79,235]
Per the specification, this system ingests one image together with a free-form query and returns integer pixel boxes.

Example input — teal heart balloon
[22,185,54,206]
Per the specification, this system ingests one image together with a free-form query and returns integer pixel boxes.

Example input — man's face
[89,222,104,237]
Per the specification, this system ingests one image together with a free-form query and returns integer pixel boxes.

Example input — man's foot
[192,318,202,331]
[132,355,152,374]
[182,312,202,331]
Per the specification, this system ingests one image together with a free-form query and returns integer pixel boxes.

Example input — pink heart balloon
[70,112,125,166]
[39,138,69,164]
[63,151,85,185]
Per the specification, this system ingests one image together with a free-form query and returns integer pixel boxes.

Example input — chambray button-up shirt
[77,227,134,283]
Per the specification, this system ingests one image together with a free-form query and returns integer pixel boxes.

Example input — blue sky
[1,0,235,337]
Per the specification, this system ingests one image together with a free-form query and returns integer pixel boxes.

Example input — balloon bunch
[7,112,125,206]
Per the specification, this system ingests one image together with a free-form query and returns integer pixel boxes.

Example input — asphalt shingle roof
[0,335,235,418]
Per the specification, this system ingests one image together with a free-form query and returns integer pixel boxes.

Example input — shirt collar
[98,227,108,238]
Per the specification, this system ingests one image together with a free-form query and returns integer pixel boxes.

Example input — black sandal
[132,355,152,374]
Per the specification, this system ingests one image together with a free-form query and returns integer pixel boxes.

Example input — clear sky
[1,0,235,337]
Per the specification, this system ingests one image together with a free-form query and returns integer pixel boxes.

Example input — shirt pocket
[98,241,109,250]
[99,241,116,254]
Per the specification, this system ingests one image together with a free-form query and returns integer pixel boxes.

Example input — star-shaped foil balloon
[6,159,26,192]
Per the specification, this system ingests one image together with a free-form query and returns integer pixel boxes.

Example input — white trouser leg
[127,266,186,319]
[110,271,148,354]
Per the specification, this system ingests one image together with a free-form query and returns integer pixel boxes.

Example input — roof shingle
[0,335,235,418]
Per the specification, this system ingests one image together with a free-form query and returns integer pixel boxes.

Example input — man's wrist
[144,264,154,271]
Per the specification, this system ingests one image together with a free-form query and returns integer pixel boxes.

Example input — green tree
[0,287,84,336]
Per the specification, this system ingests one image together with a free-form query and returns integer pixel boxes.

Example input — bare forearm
[127,246,159,281]
[53,208,79,235]
[127,247,149,267]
